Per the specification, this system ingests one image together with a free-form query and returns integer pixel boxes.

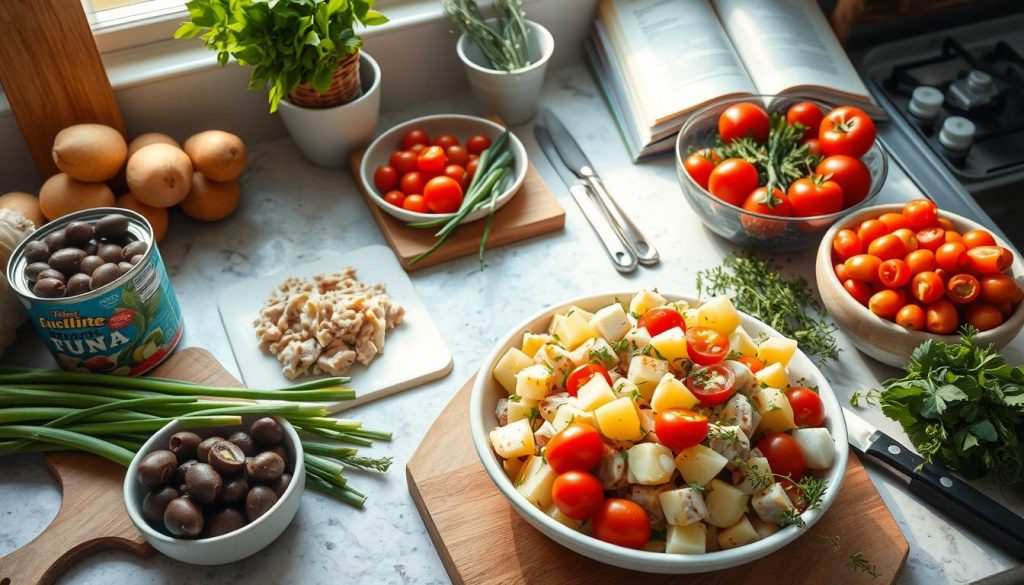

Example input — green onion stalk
[0,367,392,508]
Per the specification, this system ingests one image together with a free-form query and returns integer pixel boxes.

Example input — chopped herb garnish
[509,394,522,403]
[847,552,880,579]
[734,458,771,490]
[848,389,880,407]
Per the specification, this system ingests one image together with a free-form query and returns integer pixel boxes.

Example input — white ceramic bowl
[358,114,528,224]
[469,293,849,574]
[124,415,305,565]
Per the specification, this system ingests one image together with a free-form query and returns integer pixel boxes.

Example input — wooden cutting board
[0,348,239,585]
[407,378,909,584]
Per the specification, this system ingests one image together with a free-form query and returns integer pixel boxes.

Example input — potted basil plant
[176,0,388,167]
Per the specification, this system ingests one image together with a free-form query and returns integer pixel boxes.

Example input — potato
[704,479,749,528]
[126,144,193,208]
[728,328,758,357]
[507,397,538,424]
[627,355,668,399]
[659,487,707,526]
[665,522,707,554]
[551,404,596,433]
[51,124,127,182]
[503,455,524,480]
[552,310,599,350]
[489,419,535,459]
[179,173,240,221]
[753,387,797,433]
[515,364,553,400]
[576,374,616,411]
[649,327,688,363]
[493,347,534,394]
[622,327,652,354]
[515,455,557,508]
[594,397,644,442]
[674,444,728,486]
[565,305,594,322]
[626,443,675,485]
[534,344,575,391]
[39,174,115,220]
[521,332,550,358]
[546,504,582,529]
[117,193,168,241]
[629,289,666,316]
[732,455,772,494]
[751,482,795,525]
[184,130,247,181]
[791,427,836,469]
[682,308,700,329]
[750,514,781,539]
[590,303,632,342]
[128,132,180,158]
[717,516,759,550]
[757,337,799,367]
[697,296,741,335]
[755,362,790,389]
[0,191,45,227]
[650,374,699,413]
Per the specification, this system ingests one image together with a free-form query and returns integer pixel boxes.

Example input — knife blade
[540,108,659,266]
[535,124,638,273]
[844,407,1024,559]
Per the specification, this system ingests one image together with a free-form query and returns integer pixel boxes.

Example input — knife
[535,124,638,273]
[844,407,1024,559]
[540,108,660,266]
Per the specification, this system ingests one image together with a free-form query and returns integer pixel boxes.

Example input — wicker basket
[287,51,362,109]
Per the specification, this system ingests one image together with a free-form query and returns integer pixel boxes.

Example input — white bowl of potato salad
[470,290,849,573]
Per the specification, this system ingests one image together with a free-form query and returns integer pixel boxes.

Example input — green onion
[0,426,135,466]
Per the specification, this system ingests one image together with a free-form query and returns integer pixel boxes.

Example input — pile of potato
[0,124,247,240]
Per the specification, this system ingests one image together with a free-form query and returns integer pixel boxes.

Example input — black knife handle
[866,431,1024,559]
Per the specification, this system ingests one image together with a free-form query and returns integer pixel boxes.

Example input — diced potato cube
[613,378,640,400]
[665,522,707,554]
[704,479,749,528]
[757,337,799,367]
[622,327,652,354]
[626,443,676,485]
[683,309,700,330]
[534,344,575,391]
[675,444,729,486]
[493,348,534,394]
[551,404,596,433]
[650,326,688,363]
[515,454,557,508]
[507,397,538,424]
[489,419,536,459]
[577,374,616,411]
[515,364,554,401]
[546,504,582,529]
[521,333,550,358]
[650,373,699,413]
[728,328,758,357]
[570,338,595,367]
[697,296,742,335]
[732,455,773,494]
[503,456,524,480]
[594,397,644,442]
[629,289,667,317]
[590,303,632,342]
[547,314,565,336]
[755,362,790,390]
[753,387,797,433]
[539,393,573,423]
[751,483,795,525]
[717,516,760,550]
[534,421,556,448]
[750,514,781,539]
[659,487,708,526]
[792,427,835,470]
[588,337,619,369]
[627,355,669,400]
[565,305,595,322]
[553,311,600,351]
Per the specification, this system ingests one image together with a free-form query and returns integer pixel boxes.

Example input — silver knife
[541,108,659,266]
[535,124,638,273]
[844,407,1024,559]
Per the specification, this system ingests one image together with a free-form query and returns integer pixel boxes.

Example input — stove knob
[909,86,943,120]
[939,116,975,151]
[967,70,993,94]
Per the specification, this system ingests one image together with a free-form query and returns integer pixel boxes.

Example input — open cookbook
[588,0,883,160]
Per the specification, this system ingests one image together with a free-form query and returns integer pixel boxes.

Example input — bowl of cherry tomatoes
[359,114,527,223]
[675,96,887,251]
[816,200,1024,367]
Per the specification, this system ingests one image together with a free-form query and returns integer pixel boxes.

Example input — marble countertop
[4,64,1024,585]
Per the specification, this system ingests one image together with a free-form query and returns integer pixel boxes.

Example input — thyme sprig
[443,0,530,71]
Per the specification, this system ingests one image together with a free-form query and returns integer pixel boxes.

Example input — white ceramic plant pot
[457,20,554,125]
[278,51,382,168]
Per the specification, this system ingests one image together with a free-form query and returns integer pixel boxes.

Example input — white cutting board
[217,245,453,411]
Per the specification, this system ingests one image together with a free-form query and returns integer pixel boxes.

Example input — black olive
[227,431,256,456]
[95,214,130,240]
[64,221,95,247]
[168,431,201,463]
[66,273,92,296]
[196,436,225,462]
[79,255,104,276]
[204,507,247,538]
[142,486,178,523]
[43,230,66,250]
[130,254,143,265]
[246,451,285,484]
[117,261,134,275]
[219,476,249,504]
[37,268,66,284]
[25,262,51,282]
[82,240,98,255]
[137,449,178,489]
[121,240,147,261]
[245,486,278,521]
[185,462,222,504]
[23,240,49,263]
[47,248,87,276]
[164,496,203,538]
[268,472,292,498]
[97,243,123,263]
[33,277,66,298]
[174,459,198,486]
[250,417,283,446]
[89,263,121,289]
[267,445,287,461]
[208,440,246,475]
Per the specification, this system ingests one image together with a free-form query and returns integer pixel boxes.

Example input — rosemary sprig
[443,0,530,71]
[716,113,821,197]
[847,552,881,578]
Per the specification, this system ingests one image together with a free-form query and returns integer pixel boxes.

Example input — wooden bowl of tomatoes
[675,96,887,251]
[816,201,1024,367]
[359,114,527,224]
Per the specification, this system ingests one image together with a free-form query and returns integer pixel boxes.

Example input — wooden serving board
[0,348,239,585]
[407,378,909,585]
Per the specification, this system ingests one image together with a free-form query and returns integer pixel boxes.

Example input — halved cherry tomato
[867,234,907,261]
[545,423,604,473]
[965,303,1004,331]
[925,299,958,334]
[374,165,399,191]
[551,471,605,520]
[684,148,721,190]
[916,227,945,251]
[708,158,760,206]
[878,212,910,232]
[935,242,969,273]
[966,246,1013,274]
[817,155,872,207]
[417,146,448,175]
[685,328,730,367]
[565,363,613,397]
[466,134,492,155]
[382,190,405,207]
[786,387,825,427]
[878,259,911,288]
[423,176,463,214]
[911,271,945,304]
[832,229,862,260]
[445,145,469,166]
[819,106,876,158]
[443,164,468,190]
[592,499,650,550]
[961,229,996,249]
[844,279,873,305]
[391,150,419,175]
[890,228,919,252]
[684,363,736,406]
[719,102,770,143]
[902,199,939,230]
[980,274,1024,304]
[787,175,844,216]
[869,289,905,318]
[432,134,458,149]
[654,409,709,451]
[402,194,428,213]
[400,129,430,150]
[857,219,888,244]
[400,171,426,196]
[895,304,926,330]
[735,355,765,373]
[758,432,807,479]
[844,254,882,283]
[637,307,685,336]
[905,249,937,274]
[834,263,850,281]
[947,273,980,304]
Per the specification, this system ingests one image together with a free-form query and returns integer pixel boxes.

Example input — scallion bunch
[443,0,530,72]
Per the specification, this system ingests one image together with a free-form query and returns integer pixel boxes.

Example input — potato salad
[488,290,836,554]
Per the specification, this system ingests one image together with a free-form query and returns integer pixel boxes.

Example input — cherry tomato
[902,199,939,230]
[445,145,469,166]
[802,137,821,156]
[947,273,980,304]
[707,158,760,206]
[741,187,793,239]
[936,242,969,273]
[400,129,430,150]
[980,274,1024,305]
[878,259,911,288]
[654,409,709,451]
[911,271,945,304]
[867,234,907,261]
[683,149,721,190]
[926,299,959,334]
[382,190,405,207]
[637,307,685,337]
[592,499,650,550]
[718,102,770,143]
[423,176,464,214]
[817,155,872,207]
[402,194,428,213]
[869,289,905,318]
[945,231,962,244]
[565,364,613,397]
[834,263,850,281]
[916,227,945,251]
[787,175,844,216]
[408,143,426,154]
[819,106,876,157]
[685,328,731,367]
[844,254,882,283]
[545,423,604,473]
[399,171,426,196]
[844,279,873,305]
[786,386,825,427]
[466,134,492,155]
[890,228,919,253]
[417,145,448,175]
[432,134,459,149]
[443,164,468,189]
[966,246,1014,274]
[895,304,926,330]
[965,303,1004,331]
[466,158,479,178]
[961,229,997,249]
[391,151,419,175]
[936,217,955,230]
[373,165,399,192]
[735,355,765,373]
[832,229,862,260]
[857,219,888,244]
[684,363,736,405]
[905,249,937,274]
[878,212,910,232]
[551,471,605,520]
[757,432,807,479]
[786,101,824,139]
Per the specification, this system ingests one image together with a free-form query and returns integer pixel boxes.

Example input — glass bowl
[674,95,888,252]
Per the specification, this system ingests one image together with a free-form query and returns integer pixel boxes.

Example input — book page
[600,0,755,127]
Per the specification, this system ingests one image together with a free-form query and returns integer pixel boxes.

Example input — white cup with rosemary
[445,0,554,125]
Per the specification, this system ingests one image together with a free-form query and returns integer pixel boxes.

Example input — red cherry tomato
[417,145,448,175]
[856,219,888,245]
[432,134,458,149]
[947,273,981,305]
[637,307,685,336]
[741,187,794,240]
[787,175,844,217]
[443,164,468,189]
[392,151,418,176]
[718,102,770,143]
[895,304,926,330]
[844,279,873,305]
[373,165,399,192]
[916,227,945,251]
[817,155,872,207]
[965,303,1005,331]
[592,499,651,550]
[684,363,736,406]
[683,148,721,190]
[962,229,997,249]
[966,246,1014,274]
[466,134,492,155]
[905,249,937,274]
[466,158,479,178]
[877,212,910,232]
[685,327,731,367]
[565,363,613,397]
[735,355,765,373]
[867,234,907,261]
[707,158,760,206]
[801,137,821,156]
[890,228,919,253]
[545,423,604,473]
[423,176,464,214]
[869,288,905,319]
[844,254,882,283]
[382,190,405,207]
[445,145,469,167]
[409,143,426,154]
[935,242,969,273]
[980,273,1024,304]
[786,386,825,427]
[551,471,605,520]
[654,409,709,451]
[911,271,945,304]
[878,259,911,288]
[925,298,958,334]
[400,171,426,196]
[819,106,876,157]
[832,229,862,260]
[902,199,939,230]
[400,129,430,150]
[757,432,807,479]
[402,194,428,213]
[786,101,824,139]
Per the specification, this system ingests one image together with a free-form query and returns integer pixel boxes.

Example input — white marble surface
[3,64,1024,584]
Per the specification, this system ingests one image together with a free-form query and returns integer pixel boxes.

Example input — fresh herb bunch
[875,327,1024,484]
[716,113,822,201]
[176,0,388,112]
[696,249,840,364]
[443,0,530,71]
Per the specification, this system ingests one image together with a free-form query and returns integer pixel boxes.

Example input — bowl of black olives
[123,415,304,565]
